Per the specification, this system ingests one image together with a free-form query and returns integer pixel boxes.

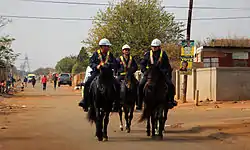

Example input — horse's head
[99,63,114,81]
[146,64,165,87]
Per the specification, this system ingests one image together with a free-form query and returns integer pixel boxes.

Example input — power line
[1,14,250,21]
[18,0,250,10]
[191,16,250,20]
[0,15,95,21]
[19,0,109,6]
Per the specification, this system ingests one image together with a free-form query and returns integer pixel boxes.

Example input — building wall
[216,67,250,100]
[176,67,250,101]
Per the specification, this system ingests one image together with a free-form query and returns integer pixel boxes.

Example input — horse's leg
[124,107,130,133]
[95,108,103,141]
[103,111,110,141]
[128,104,134,133]
[163,108,169,133]
[151,112,156,137]
[146,117,151,136]
[118,106,123,131]
[158,107,164,139]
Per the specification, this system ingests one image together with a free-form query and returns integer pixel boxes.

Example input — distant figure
[31,76,36,88]
[23,77,28,87]
[41,75,47,91]
[0,80,5,93]
[52,73,58,90]
[21,82,24,91]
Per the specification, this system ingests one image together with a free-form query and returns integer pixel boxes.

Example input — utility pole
[182,0,194,103]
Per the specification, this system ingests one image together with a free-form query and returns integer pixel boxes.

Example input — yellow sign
[179,40,195,75]
[181,40,195,56]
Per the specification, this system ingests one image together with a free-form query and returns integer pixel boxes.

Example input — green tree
[72,47,90,74]
[0,17,18,68]
[55,56,77,73]
[83,0,184,61]
[0,36,19,68]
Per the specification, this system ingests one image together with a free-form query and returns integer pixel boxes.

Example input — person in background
[31,76,36,88]
[0,80,5,93]
[21,82,24,91]
[23,77,28,87]
[52,73,58,90]
[41,75,47,91]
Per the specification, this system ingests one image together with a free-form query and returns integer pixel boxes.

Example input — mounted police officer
[116,44,138,83]
[79,38,118,112]
[137,39,177,110]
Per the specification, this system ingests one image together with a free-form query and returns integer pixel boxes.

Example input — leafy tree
[72,47,90,74]
[55,56,77,73]
[0,36,19,68]
[83,0,184,62]
[0,17,11,29]
[0,17,19,68]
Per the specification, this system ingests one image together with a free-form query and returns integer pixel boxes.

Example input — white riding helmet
[151,38,161,47]
[122,44,130,50]
[99,38,112,46]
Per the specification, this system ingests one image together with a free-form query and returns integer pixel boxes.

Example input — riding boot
[79,86,89,112]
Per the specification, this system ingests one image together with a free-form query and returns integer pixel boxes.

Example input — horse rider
[78,38,119,112]
[137,38,177,110]
[116,44,138,83]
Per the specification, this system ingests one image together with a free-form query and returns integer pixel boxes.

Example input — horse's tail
[139,105,151,122]
[87,107,96,124]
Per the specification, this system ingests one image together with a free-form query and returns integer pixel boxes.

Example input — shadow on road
[108,135,215,143]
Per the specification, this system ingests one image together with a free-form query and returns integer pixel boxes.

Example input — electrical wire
[18,0,250,10]
[1,14,250,21]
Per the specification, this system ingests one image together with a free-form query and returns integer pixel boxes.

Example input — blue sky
[0,0,250,71]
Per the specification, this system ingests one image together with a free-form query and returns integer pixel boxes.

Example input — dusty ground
[1,83,250,150]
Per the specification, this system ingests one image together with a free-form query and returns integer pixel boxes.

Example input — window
[233,60,248,67]
[203,57,219,68]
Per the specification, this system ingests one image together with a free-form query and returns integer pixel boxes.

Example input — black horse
[118,73,138,133]
[139,65,169,139]
[87,64,117,141]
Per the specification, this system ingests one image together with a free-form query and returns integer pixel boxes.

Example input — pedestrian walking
[41,75,47,91]
[31,76,36,88]
[52,73,58,90]
[23,77,28,87]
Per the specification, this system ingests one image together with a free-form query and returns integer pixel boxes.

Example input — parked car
[58,73,72,87]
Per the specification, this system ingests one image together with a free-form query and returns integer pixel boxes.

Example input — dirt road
[1,84,250,150]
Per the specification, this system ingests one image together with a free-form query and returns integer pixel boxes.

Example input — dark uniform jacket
[116,55,138,76]
[140,50,172,77]
[89,50,117,73]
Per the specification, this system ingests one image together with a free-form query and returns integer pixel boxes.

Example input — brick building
[194,46,250,67]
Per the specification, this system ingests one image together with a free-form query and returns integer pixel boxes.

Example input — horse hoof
[97,137,103,141]
[120,125,123,131]
[155,135,163,140]
[126,128,131,133]
[146,131,150,136]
